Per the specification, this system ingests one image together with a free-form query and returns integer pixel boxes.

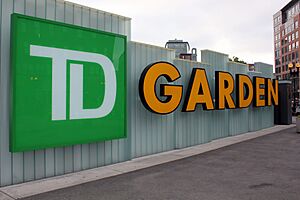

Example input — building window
[275,50,280,58]
[292,33,295,41]
[275,34,279,41]
[296,41,299,48]
[296,31,299,39]
[296,21,299,29]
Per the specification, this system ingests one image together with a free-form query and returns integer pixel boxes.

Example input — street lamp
[289,62,300,114]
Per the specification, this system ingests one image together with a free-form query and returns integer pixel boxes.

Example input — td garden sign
[11,14,126,152]
[10,14,278,152]
[139,62,278,114]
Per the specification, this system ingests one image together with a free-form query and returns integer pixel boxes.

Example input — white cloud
[68,0,291,65]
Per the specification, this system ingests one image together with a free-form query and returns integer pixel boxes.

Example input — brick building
[274,0,300,103]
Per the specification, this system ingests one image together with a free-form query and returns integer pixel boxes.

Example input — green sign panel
[10,14,127,152]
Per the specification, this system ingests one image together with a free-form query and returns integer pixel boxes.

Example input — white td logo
[30,45,117,121]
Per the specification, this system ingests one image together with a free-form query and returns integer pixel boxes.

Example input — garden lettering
[139,62,278,115]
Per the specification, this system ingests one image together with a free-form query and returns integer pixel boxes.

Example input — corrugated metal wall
[227,62,250,136]
[0,0,275,187]
[248,71,265,131]
[171,53,274,148]
[174,59,213,149]
[248,63,274,131]
[200,50,231,140]
[129,42,176,158]
[0,0,131,186]
[254,63,275,129]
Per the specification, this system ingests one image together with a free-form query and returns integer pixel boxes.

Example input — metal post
[290,67,296,114]
[291,66,300,114]
[297,67,300,112]
[294,73,296,114]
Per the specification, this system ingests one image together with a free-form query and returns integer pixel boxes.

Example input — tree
[229,56,247,64]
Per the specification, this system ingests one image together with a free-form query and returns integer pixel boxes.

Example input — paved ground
[22,127,300,200]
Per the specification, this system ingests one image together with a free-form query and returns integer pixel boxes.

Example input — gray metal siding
[129,42,176,158]
[201,50,230,140]
[248,71,264,132]
[253,63,274,130]
[173,59,213,149]
[227,62,249,136]
[171,53,275,148]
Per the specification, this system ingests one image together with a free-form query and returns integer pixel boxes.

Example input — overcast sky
[69,0,290,65]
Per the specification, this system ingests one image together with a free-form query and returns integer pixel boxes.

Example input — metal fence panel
[173,59,213,149]
[227,62,249,136]
[254,62,274,129]
[201,50,230,140]
[129,42,176,158]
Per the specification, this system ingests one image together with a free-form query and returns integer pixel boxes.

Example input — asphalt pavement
[22,127,300,200]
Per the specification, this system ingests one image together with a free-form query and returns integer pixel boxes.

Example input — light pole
[289,62,300,114]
